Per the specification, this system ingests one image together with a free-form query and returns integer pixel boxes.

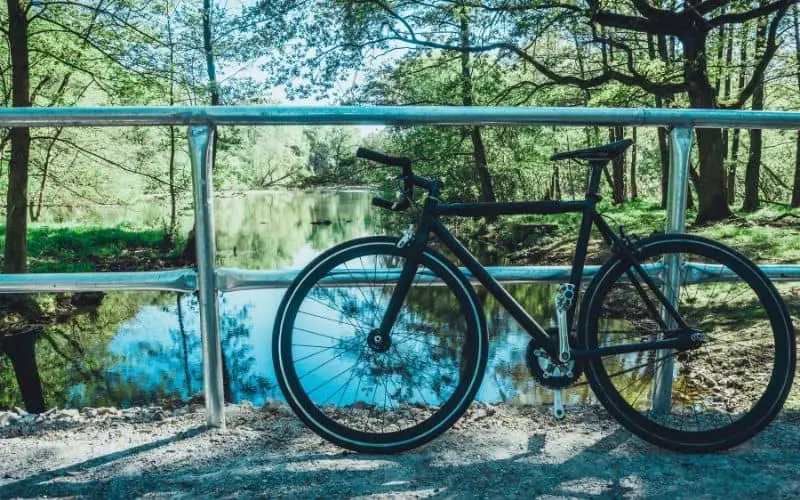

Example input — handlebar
[356,147,411,168]
[358,147,440,212]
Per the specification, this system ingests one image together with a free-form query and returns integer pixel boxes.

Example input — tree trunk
[609,126,625,204]
[469,128,495,204]
[742,14,767,212]
[202,0,220,108]
[176,294,192,397]
[221,344,232,403]
[4,333,45,413]
[183,0,220,264]
[714,22,726,93]
[3,0,45,414]
[791,5,800,207]
[792,132,800,207]
[694,128,730,222]
[166,0,178,242]
[30,129,62,222]
[5,0,31,276]
[458,6,495,207]
[728,23,750,205]
[552,164,561,201]
[630,127,638,200]
[652,33,671,209]
[683,32,733,223]
[722,18,734,203]
[657,124,669,208]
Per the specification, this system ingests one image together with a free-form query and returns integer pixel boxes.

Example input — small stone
[0,411,14,427]
[261,398,281,414]
[583,412,600,426]
[58,409,80,419]
[240,400,255,411]
[172,407,190,417]
[96,407,120,417]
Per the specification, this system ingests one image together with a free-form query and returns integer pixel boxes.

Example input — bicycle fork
[374,200,436,350]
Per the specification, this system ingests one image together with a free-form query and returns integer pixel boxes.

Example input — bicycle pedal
[552,388,565,420]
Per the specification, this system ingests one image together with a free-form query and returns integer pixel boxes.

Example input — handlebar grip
[356,147,411,168]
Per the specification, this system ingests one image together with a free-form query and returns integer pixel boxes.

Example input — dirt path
[1,403,799,499]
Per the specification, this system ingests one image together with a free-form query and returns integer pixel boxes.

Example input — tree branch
[690,0,728,16]
[709,0,793,27]
[591,8,676,35]
[385,32,685,97]
[31,0,164,46]
[30,135,170,186]
[724,1,791,108]
[630,0,675,21]
[28,47,116,96]
[33,16,167,80]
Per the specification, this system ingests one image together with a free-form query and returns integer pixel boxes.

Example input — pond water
[16,190,596,409]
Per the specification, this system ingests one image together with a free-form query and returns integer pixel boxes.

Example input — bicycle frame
[378,163,696,360]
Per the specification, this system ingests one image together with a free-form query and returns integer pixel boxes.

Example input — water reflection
[2,190,590,410]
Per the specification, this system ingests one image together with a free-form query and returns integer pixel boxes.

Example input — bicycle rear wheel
[579,234,795,452]
[273,237,488,453]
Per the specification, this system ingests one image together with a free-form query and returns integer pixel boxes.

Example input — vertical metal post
[188,126,226,429]
[652,126,693,413]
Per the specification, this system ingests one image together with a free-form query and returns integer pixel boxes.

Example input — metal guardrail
[5,262,800,294]
[1,105,800,428]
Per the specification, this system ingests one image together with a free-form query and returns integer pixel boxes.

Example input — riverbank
[1,402,799,498]
[1,225,184,273]
[5,199,800,274]
[469,200,800,266]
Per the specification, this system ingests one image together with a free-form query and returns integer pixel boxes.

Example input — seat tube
[378,197,437,335]
[586,161,605,196]
[566,162,604,328]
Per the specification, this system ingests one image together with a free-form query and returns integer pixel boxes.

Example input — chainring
[525,338,582,389]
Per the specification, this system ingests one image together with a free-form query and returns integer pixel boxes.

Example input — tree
[457,3,496,207]
[1,0,165,412]
[284,1,794,222]
[791,3,800,207]
[742,10,768,212]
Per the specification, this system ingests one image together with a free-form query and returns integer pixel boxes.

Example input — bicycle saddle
[550,139,633,162]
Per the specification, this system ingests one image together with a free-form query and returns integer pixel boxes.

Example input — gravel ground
[1,402,799,499]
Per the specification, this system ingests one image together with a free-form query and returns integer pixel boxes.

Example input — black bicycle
[273,140,796,453]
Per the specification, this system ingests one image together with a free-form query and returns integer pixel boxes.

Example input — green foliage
[0,225,177,273]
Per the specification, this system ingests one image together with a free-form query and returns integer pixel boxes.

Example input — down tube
[431,219,552,344]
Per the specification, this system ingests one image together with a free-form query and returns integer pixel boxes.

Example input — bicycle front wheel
[273,237,488,453]
[579,234,795,452]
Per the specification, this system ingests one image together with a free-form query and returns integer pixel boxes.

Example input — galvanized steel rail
[2,105,800,428]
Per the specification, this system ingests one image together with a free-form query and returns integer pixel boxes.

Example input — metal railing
[2,105,800,427]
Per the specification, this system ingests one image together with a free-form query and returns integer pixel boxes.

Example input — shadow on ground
[1,407,799,499]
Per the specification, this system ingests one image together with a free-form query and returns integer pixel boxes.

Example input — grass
[474,199,800,265]
[0,225,183,272]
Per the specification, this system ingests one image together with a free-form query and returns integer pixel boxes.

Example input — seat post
[586,161,606,199]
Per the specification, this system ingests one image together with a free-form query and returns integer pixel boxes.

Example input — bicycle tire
[273,236,488,453]
[579,234,795,452]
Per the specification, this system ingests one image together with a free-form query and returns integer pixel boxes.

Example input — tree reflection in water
[0,192,628,411]
[288,251,473,432]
